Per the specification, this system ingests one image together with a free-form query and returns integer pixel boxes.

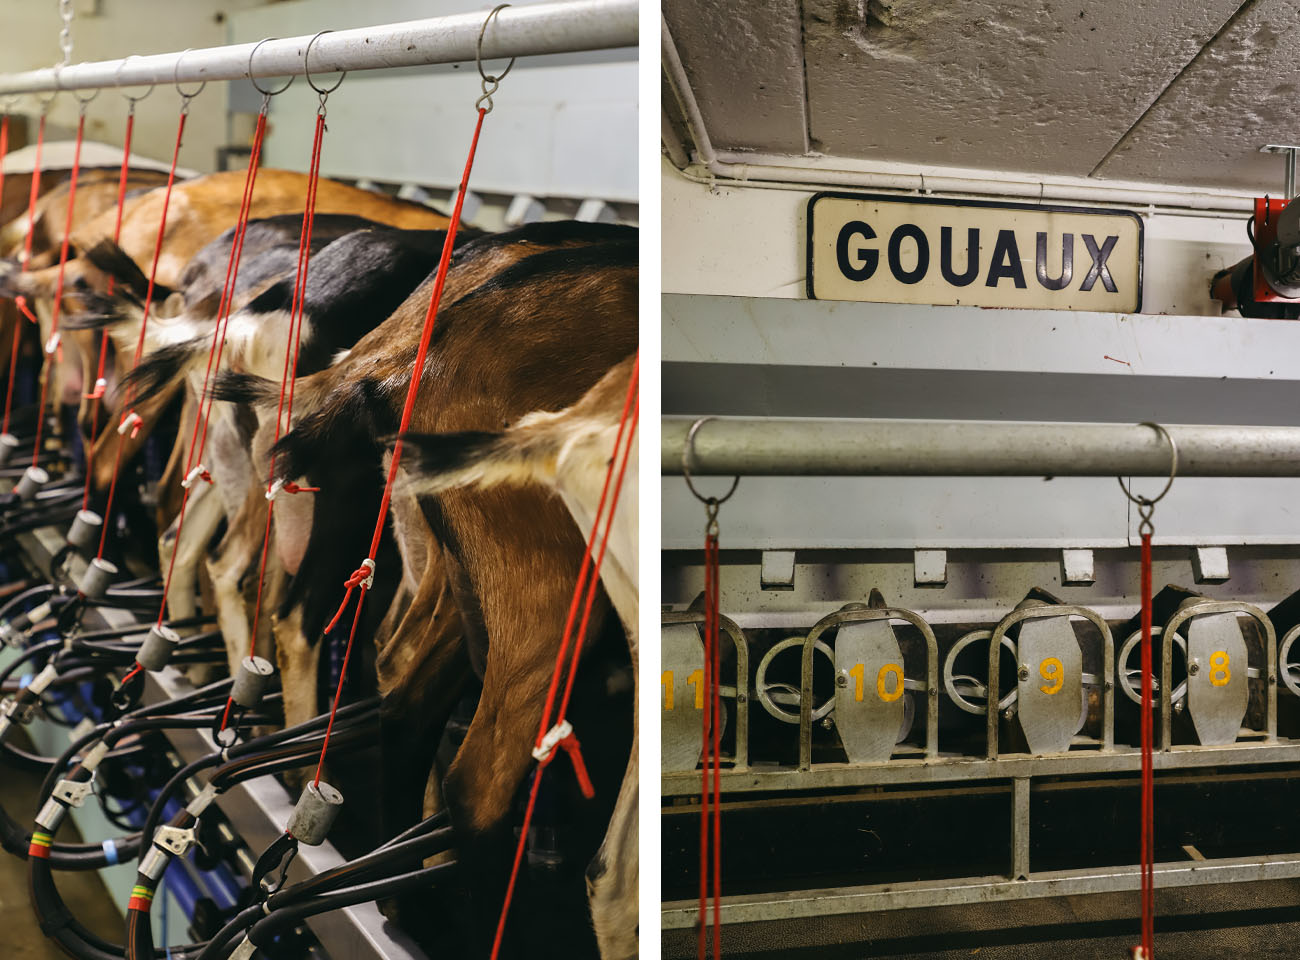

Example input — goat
[235,222,637,955]
[401,354,639,959]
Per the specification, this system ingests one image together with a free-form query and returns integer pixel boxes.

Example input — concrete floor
[664,879,1300,958]
[0,735,125,960]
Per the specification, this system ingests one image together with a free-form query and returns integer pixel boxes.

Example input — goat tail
[400,409,610,497]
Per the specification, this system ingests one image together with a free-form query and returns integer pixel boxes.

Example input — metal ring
[1279,624,1300,698]
[1116,421,1178,508]
[172,48,207,100]
[681,417,739,506]
[304,31,345,97]
[477,4,516,84]
[114,55,155,105]
[755,637,836,724]
[248,38,294,97]
[1117,627,1188,706]
[943,630,1019,715]
[72,84,99,107]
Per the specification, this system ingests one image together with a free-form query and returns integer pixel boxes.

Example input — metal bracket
[154,824,197,857]
[1,695,35,726]
[52,778,93,808]
[1261,144,1300,199]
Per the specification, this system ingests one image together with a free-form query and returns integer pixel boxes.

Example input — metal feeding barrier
[661,415,1300,931]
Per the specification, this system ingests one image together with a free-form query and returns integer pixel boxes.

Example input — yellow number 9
[1210,651,1231,687]
[1039,657,1064,695]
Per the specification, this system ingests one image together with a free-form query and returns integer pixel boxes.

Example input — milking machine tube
[27,712,319,960]
[123,721,382,960]
[196,820,456,960]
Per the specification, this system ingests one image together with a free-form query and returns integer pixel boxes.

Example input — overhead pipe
[0,0,637,95]
[661,20,1255,217]
[662,417,1300,478]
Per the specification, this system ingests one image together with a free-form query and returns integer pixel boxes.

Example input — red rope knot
[117,410,143,439]
[266,478,321,501]
[347,558,376,590]
[182,464,213,490]
[13,295,37,325]
[1130,948,1149,960]
[323,559,376,634]
[83,377,106,400]
[531,720,594,799]
[43,331,62,362]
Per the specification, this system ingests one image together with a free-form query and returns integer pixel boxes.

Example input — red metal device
[1252,196,1297,302]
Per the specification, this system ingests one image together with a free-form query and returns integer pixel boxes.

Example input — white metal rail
[0,0,637,94]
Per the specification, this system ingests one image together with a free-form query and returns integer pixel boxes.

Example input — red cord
[82,110,136,512]
[489,358,639,959]
[313,106,487,787]
[152,108,269,623]
[3,111,45,437]
[30,112,87,468]
[222,110,326,732]
[95,108,191,561]
[1139,531,1154,957]
[698,525,722,959]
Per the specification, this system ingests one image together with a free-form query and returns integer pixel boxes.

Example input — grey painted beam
[664,418,1300,478]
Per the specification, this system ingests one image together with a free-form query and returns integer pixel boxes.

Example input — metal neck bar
[663,417,1300,478]
[0,0,636,96]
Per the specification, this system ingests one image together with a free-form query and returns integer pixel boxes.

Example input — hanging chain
[58,0,74,67]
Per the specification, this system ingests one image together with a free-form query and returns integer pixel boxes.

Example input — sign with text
[807,192,1143,311]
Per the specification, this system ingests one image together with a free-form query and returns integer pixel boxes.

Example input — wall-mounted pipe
[0,0,637,95]
[661,20,1255,217]
[662,417,1300,478]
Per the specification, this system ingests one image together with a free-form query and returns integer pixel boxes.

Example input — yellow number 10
[848,663,904,703]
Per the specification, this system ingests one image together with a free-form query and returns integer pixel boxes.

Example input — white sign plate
[807,192,1143,311]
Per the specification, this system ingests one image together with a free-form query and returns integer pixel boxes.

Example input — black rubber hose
[197,821,454,960]
[246,861,458,947]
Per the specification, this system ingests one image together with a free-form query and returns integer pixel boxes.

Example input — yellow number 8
[1039,657,1064,695]
[1210,651,1231,687]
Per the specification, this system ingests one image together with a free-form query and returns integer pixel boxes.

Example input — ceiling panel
[799,0,1244,176]
[663,0,809,154]
[1097,2,1300,191]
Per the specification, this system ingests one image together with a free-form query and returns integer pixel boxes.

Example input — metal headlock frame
[0,0,636,95]
[661,415,1300,929]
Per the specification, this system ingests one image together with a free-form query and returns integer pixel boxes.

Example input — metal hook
[115,55,155,108]
[248,37,294,98]
[477,5,517,84]
[304,31,346,99]
[36,74,58,111]
[172,48,207,104]
[251,832,299,896]
[475,4,516,114]
[1116,421,1179,510]
[681,417,740,508]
